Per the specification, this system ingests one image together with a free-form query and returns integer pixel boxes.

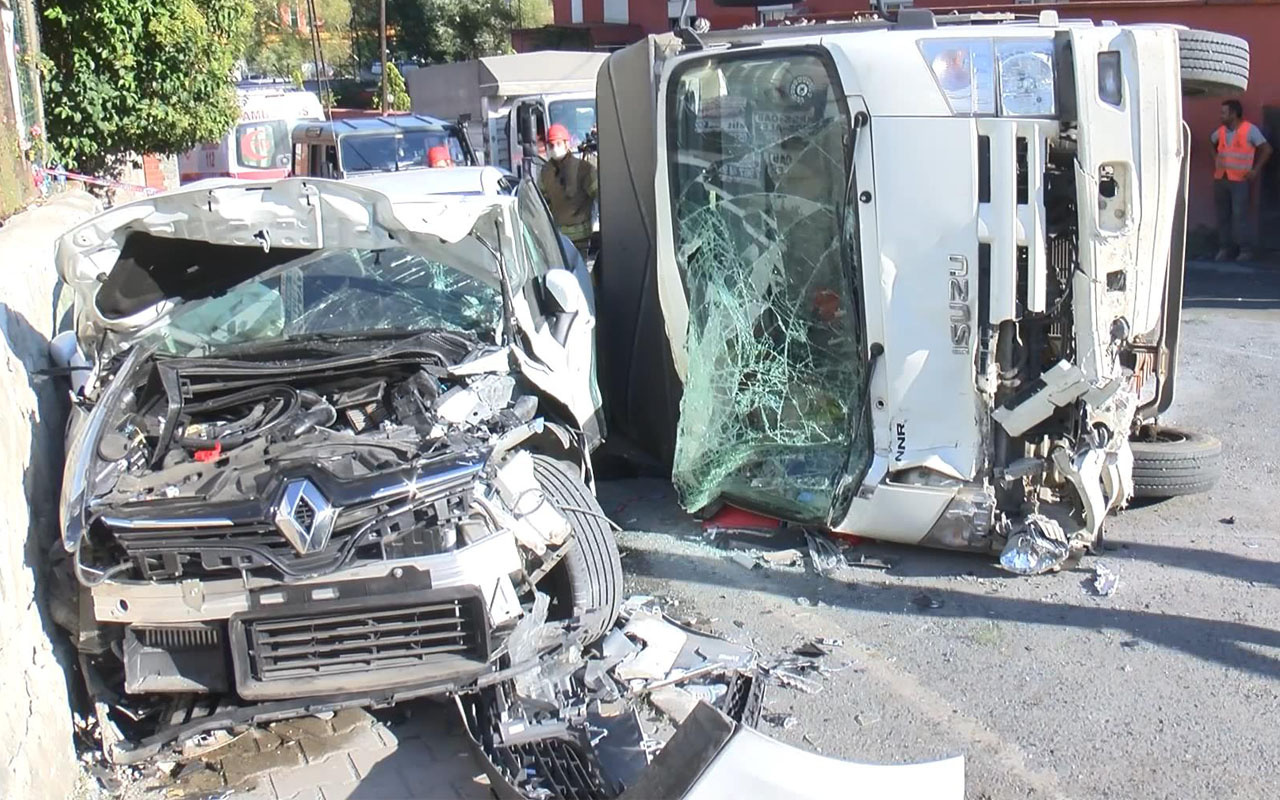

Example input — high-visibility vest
[1215,121,1257,181]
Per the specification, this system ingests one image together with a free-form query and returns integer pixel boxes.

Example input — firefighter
[538,123,597,257]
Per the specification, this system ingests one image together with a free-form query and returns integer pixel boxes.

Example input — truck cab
[596,11,1242,572]
[290,115,477,180]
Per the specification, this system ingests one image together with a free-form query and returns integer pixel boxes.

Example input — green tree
[353,0,516,68]
[512,0,552,30]
[40,0,252,171]
[372,62,411,112]
[243,0,353,79]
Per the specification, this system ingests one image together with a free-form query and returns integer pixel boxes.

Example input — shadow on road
[1106,539,1279,589]
[620,542,1280,680]
[1184,260,1280,310]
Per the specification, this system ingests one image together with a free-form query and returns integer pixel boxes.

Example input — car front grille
[111,521,361,579]
[231,589,489,700]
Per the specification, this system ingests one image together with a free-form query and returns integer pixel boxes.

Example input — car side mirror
[543,269,584,346]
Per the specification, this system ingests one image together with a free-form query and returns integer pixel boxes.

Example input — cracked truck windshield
[668,53,871,524]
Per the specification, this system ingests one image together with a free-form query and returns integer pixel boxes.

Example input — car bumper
[93,531,524,702]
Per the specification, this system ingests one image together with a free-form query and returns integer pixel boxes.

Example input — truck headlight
[920,39,996,115]
[996,41,1056,117]
[919,38,1056,117]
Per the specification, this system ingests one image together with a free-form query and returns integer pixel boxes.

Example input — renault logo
[274,479,340,555]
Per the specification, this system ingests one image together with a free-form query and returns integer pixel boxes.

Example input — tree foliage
[372,62,411,112]
[243,0,353,79]
[40,0,251,170]
[353,0,517,69]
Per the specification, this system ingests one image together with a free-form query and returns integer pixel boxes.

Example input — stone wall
[0,190,100,799]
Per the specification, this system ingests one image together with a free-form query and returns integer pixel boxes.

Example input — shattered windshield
[144,246,502,356]
[339,130,468,173]
[666,52,871,524]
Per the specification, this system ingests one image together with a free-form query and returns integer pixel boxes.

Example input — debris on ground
[763,712,799,730]
[807,532,846,577]
[912,592,945,611]
[846,553,895,571]
[762,548,804,566]
[999,514,1071,575]
[728,551,763,570]
[1091,563,1120,597]
[1219,515,1236,525]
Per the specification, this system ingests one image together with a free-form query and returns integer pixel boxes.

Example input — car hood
[56,178,511,360]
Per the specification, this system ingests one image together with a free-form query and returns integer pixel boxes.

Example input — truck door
[657,50,873,524]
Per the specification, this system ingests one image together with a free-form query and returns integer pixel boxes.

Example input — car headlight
[919,38,1056,117]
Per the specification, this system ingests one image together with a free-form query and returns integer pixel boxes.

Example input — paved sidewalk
[165,703,492,800]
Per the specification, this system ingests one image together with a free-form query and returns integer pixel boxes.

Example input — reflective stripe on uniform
[1215,121,1257,181]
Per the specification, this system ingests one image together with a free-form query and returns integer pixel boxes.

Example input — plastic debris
[806,532,846,577]
[763,713,799,730]
[815,637,844,648]
[999,514,1070,575]
[1091,563,1120,597]
[728,551,762,570]
[702,506,786,534]
[846,554,893,571]
[795,597,813,607]
[614,615,688,681]
[762,548,804,567]
[793,641,829,658]
[649,686,699,723]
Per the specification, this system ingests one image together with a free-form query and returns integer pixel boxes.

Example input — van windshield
[340,130,468,173]
[665,52,871,524]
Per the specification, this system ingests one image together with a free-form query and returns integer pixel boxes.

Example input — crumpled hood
[56,178,510,359]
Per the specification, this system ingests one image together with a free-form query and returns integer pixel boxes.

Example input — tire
[531,455,623,644]
[1177,29,1249,97]
[1130,426,1223,498]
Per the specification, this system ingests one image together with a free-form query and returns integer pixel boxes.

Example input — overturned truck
[596,11,1236,572]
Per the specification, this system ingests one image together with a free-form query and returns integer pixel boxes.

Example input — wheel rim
[1136,426,1190,445]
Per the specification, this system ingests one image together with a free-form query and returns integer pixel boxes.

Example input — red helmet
[547,124,572,145]
[427,146,452,168]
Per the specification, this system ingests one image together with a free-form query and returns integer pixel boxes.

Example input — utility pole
[379,0,389,114]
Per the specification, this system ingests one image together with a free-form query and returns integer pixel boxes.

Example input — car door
[510,181,604,445]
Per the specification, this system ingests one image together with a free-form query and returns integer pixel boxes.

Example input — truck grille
[235,594,487,698]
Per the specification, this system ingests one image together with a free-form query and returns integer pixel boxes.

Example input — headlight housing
[920,38,1056,117]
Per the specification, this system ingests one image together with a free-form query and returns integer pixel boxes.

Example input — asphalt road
[598,259,1280,800]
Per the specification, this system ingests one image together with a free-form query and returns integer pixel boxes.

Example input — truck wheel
[532,455,623,644]
[1130,426,1222,498]
[1177,29,1249,96]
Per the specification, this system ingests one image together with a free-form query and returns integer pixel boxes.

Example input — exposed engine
[76,333,550,585]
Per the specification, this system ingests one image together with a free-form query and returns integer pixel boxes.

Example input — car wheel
[1130,426,1223,498]
[1177,29,1249,97]
[531,455,622,644]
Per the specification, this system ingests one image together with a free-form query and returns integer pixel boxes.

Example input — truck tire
[1177,29,1249,96]
[1130,426,1222,498]
[532,455,623,643]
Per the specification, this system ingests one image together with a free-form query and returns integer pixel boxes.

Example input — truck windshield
[548,99,596,147]
[340,130,468,173]
[666,52,871,524]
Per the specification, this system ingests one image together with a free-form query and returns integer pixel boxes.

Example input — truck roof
[294,115,456,141]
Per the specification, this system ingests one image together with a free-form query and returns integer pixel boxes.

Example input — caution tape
[34,166,161,195]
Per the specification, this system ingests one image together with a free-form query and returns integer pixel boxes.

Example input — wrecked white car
[47,177,620,761]
[596,11,1234,572]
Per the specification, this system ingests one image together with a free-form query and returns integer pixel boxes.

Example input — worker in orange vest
[1212,100,1272,262]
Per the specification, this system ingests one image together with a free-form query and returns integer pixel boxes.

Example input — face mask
[551,143,570,160]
